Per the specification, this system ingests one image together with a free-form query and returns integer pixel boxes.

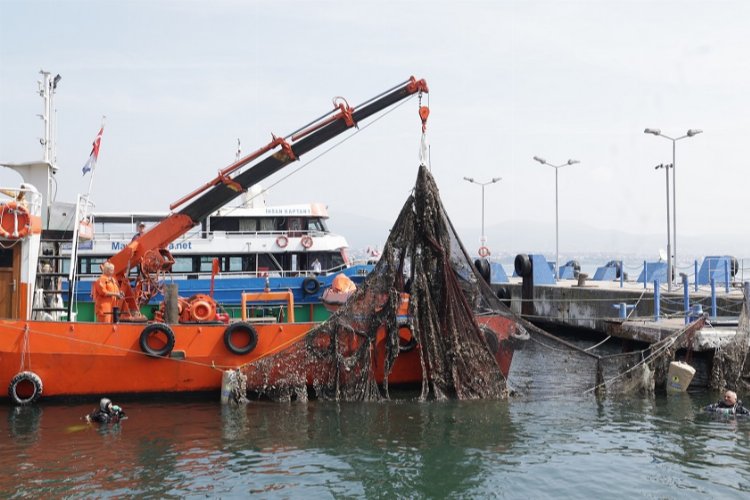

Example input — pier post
[710,278,717,320]
[694,260,698,292]
[681,273,689,325]
[654,280,661,322]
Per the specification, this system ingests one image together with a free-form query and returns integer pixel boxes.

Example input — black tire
[731,256,739,277]
[398,326,417,353]
[8,371,43,405]
[474,258,491,283]
[302,277,321,296]
[223,322,258,355]
[480,324,500,354]
[514,254,532,278]
[139,323,175,357]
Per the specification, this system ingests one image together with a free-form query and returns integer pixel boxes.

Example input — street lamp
[463,176,502,256]
[533,156,580,280]
[644,128,702,284]
[655,163,673,292]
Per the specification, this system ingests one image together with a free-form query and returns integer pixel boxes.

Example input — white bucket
[666,361,696,393]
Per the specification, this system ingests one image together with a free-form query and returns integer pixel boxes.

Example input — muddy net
[710,288,750,393]
[241,165,523,402]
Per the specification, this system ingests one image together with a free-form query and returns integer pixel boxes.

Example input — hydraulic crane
[106,76,429,320]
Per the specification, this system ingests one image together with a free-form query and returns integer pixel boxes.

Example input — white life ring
[478,246,490,258]
[276,235,289,248]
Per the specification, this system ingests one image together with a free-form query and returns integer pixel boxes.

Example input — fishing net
[242,165,522,402]
[710,288,750,393]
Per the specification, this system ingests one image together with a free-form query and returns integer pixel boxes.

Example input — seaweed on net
[710,288,750,393]
[242,165,513,401]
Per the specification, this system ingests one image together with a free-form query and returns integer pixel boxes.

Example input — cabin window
[238,219,257,232]
[259,218,275,232]
[79,257,108,274]
[308,218,325,232]
[199,256,216,272]
[172,257,195,273]
[227,256,243,272]
[210,218,239,232]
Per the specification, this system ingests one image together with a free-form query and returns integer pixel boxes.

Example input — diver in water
[86,398,126,424]
[705,390,750,416]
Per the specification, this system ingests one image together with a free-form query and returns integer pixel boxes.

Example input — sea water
[1,341,749,498]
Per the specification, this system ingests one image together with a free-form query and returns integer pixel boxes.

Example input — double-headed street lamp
[533,156,580,280]
[644,128,702,284]
[463,176,502,256]
[655,163,674,292]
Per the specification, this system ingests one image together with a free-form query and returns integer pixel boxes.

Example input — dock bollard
[612,302,635,319]
[710,278,717,320]
[681,273,689,325]
[654,280,661,322]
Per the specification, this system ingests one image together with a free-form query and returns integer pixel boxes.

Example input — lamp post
[655,163,673,292]
[644,128,702,285]
[463,176,502,256]
[533,156,580,280]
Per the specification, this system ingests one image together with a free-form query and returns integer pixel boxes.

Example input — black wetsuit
[705,400,750,416]
[87,407,125,424]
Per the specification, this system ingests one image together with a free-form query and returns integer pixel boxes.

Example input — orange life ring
[478,246,490,258]
[275,235,289,248]
[301,235,313,249]
[0,201,30,239]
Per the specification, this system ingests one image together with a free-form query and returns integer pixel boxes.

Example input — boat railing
[0,186,43,215]
[88,228,332,241]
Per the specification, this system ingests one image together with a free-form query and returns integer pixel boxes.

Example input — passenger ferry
[63,188,375,321]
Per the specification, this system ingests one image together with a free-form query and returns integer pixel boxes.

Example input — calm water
[2,341,750,498]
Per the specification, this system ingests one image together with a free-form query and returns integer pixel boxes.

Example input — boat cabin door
[0,245,20,319]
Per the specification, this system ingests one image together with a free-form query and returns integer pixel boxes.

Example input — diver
[86,397,126,424]
[705,390,750,416]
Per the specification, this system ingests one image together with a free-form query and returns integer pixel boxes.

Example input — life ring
[480,324,500,354]
[223,322,258,355]
[301,235,313,249]
[275,235,289,248]
[302,277,321,296]
[8,371,43,405]
[139,323,175,357]
[0,201,30,239]
[478,246,490,258]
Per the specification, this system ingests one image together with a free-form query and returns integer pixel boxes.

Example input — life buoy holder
[478,246,490,258]
[8,371,43,405]
[0,201,31,239]
[301,235,313,249]
[223,322,258,355]
[139,323,175,357]
[275,235,289,248]
[302,277,321,296]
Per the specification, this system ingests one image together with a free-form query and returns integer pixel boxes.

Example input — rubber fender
[474,258,491,283]
[139,323,176,357]
[223,322,259,355]
[731,256,739,277]
[514,254,532,278]
[302,277,321,296]
[8,371,43,405]
[480,324,500,354]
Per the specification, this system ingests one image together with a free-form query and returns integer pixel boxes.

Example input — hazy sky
[1,0,748,257]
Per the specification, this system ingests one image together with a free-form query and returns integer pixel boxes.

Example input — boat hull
[0,315,518,401]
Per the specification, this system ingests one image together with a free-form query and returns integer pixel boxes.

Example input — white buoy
[666,361,696,392]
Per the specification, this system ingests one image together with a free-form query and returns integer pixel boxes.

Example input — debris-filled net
[242,165,524,402]
[710,287,750,393]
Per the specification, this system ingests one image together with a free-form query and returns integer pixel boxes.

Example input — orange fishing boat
[1,74,522,404]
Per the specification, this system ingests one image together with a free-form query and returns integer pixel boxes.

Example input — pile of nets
[710,287,750,393]
[242,165,520,402]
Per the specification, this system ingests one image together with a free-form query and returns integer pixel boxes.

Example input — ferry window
[288,218,302,231]
[199,257,216,272]
[259,219,275,232]
[210,218,239,232]
[80,257,107,274]
[172,257,195,273]
[258,254,281,273]
[308,218,325,231]
[227,257,243,272]
[238,219,257,232]
[330,253,345,270]
[242,255,256,272]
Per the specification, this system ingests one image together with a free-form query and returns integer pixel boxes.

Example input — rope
[19,324,31,372]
